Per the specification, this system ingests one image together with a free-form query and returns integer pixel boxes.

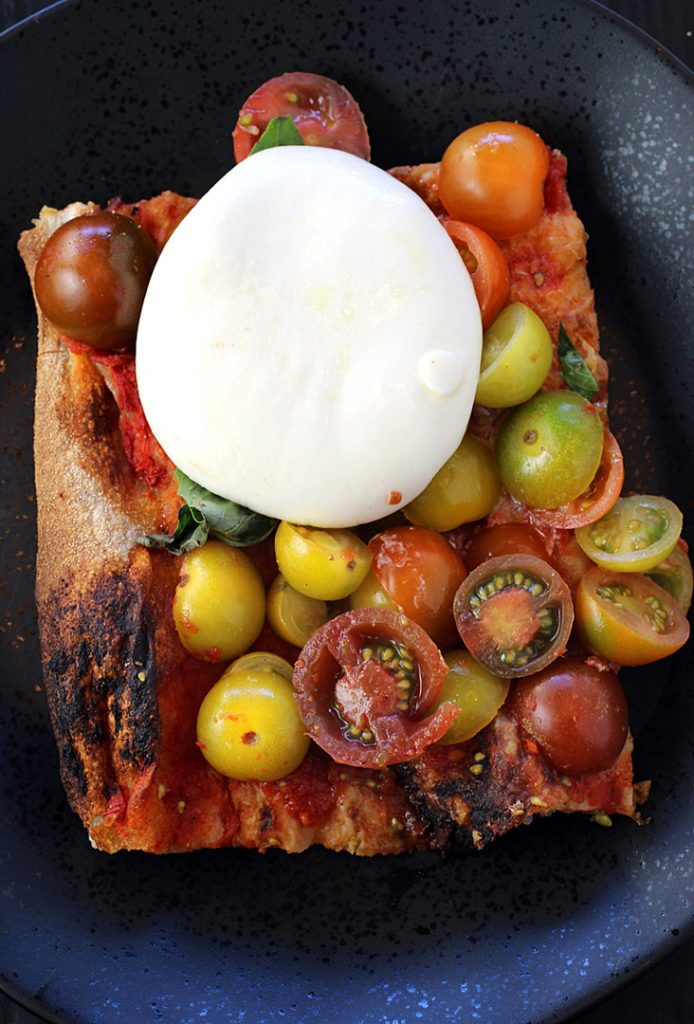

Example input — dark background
[0,2,692,1023]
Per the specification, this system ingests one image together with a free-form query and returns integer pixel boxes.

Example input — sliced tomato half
[531,430,624,530]
[441,219,511,328]
[232,72,371,163]
[453,554,574,677]
[292,608,459,768]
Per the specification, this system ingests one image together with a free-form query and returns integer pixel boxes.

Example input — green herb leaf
[138,503,209,556]
[175,469,278,547]
[557,322,599,401]
[250,115,305,155]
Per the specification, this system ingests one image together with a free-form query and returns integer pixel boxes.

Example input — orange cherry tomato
[441,219,511,328]
[439,121,550,239]
[464,522,550,570]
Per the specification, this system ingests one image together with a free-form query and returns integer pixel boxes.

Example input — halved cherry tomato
[352,525,468,648]
[464,522,550,570]
[292,608,459,768]
[533,431,624,530]
[403,434,500,532]
[507,657,629,775]
[453,554,573,677]
[232,72,371,163]
[434,649,509,744]
[439,121,550,239]
[475,302,553,408]
[646,540,693,613]
[575,566,690,666]
[575,494,683,573]
[440,219,510,327]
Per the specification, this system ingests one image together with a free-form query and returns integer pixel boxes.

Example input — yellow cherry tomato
[403,434,500,531]
[196,652,310,780]
[348,568,400,613]
[475,302,553,408]
[274,521,372,600]
[173,540,266,662]
[434,650,510,744]
[267,574,330,647]
[575,495,683,573]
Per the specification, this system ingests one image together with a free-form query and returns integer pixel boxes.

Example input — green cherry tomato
[196,652,310,780]
[434,649,510,744]
[475,302,553,408]
[403,434,500,531]
[173,540,266,662]
[274,521,372,601]
[495,390,604,509]
[575,494,683,573]
[645,542,693,613]
[267,573,330,647]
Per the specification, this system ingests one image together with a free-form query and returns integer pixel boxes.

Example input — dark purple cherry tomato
[34,211,156,350]
[507,657,629,775]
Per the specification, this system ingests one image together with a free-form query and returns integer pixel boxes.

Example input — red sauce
[262,752,338,826]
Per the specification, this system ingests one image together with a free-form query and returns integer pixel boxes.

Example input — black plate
[1,1,693,1022]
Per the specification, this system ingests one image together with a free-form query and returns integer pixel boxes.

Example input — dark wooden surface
[1,1,692,1022]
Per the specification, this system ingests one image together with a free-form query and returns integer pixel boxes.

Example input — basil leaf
[138,503,209,556]
[250,115,305,155]
[175,469,277,547]
[558,322,599,401]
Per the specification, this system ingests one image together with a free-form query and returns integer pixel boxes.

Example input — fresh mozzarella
[136,146,482,527]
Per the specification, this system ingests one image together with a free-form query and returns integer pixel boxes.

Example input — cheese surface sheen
[136,146,482,527]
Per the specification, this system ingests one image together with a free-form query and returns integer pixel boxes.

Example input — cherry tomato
[575,494,683,573]
[274,521,372,601]
[464,522,550,570]
[440,219,510,327]
[232,72,371,163]
[34,211,156,349]
[645,541,693,613]
[575,566,690,666]
[507,657,629,775]
[196,652,309,780]
[292,608,459,768]
[495,391,604,509]
[173,541,266,662]
[533,431,624,530]
[356,525,468,648]
[434,649,509,744]
[475,302,553,408]
[453,554,573,677]
[403,434,500,532]
[439,121,550,239]
[266,573,330,648]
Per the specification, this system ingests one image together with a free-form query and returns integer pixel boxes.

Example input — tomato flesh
[575,566,690,666]
[440,219,510,327]
[507,657,629,775]
[453,554,573,677]
[233,72,371,163]
[575,494,683,573]
[292,608,459,768]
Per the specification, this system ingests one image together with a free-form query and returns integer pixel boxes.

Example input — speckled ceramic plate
[1,1,693,1022]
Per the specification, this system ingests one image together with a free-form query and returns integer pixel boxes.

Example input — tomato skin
[403,434,500,532]
[34,211,156,349]
[507,657,629,775]
[532,431,624,530]
[464,522,550,570]
[435,649,510,744]
[440,219,510,327]
[453,554,573,677]
[292,608,459,768]
[233,72,371,163]
[575,566,690,666]
[475,302,553,408]
[367,526,468,648]
[439,122,550,239]
[575,494,683,573]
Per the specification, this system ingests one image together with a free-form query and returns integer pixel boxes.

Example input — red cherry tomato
[34,211,156,350]
[368,526,468,648]
[532,431,624,530]
[292,608,459,768]
[464,522,550,570]
[575,566,690,666]
[453,554,573,677]
[507,657,629,775]
[439,121,550,239]
[232,72,371,163]
[440,219,510,328]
